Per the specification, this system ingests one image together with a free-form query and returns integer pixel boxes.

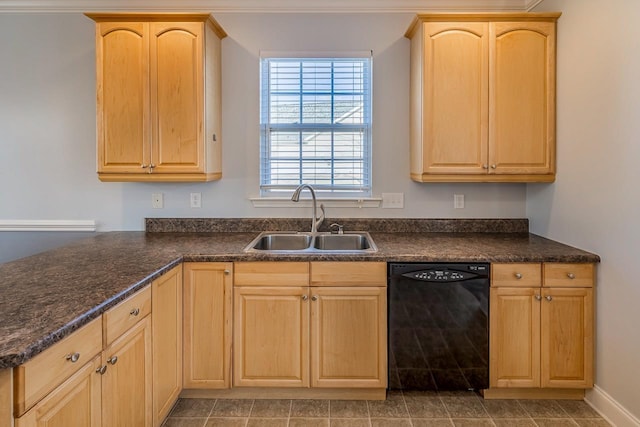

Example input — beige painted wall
[530,0,640,423]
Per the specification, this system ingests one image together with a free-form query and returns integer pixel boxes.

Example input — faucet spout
[291,184,325,234]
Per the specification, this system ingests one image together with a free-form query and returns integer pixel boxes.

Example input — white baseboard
[0,220,96,232]
[586,385,640,427]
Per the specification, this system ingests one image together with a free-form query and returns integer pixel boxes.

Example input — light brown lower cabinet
[15,356,102,427]
[101,316,152,427]
[152,265,183,426]
[490,263,594,391]
[233,261,387,390]
[183,262,233,389]
[13,268,176,427]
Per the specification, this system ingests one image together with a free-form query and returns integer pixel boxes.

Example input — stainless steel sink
[243,231,377,253]
[249,233,313,251]
[313,234,374,251]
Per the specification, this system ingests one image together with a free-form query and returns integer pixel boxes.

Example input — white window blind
[260,55,372,197]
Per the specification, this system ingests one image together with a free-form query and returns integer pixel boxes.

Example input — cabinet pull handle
[311,295,318,301]
[535,294,542,301]
[66,352,80,363]
[130,308,140,316]
[567,273,576,279]
[224,270,230,275]
[301,295,308,301]
[212,134,217,142]
[545,295,553,302]
[515,273,523,279]
[96,365,107,375]
[107,356,118,365]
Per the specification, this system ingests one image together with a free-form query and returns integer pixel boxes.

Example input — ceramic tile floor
[161,391,612,427]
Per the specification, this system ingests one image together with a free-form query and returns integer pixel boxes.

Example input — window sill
[250,197,382,209]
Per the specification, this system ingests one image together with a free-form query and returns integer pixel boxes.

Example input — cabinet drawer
[543,263,594,287]
[491,263,542,287]
[310,262,387,287]
[103,285,151,346]
[234,262,309,286]
[13,316,103,416]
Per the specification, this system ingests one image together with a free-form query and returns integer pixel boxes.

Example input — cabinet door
[102,317,152,427]
[489,21,556,175]
[234,287,309,387]
[541,288,593,388]
[152,265,182,426]
[96,22,150,174]
[489,287,541,388]
[15,357,102,427]
[183,262,233,389]
[420,22,489,175]
[310,287,387,388]
[149,22,204,174]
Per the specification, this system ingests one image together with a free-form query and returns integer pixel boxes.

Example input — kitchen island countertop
[0,229,599,369]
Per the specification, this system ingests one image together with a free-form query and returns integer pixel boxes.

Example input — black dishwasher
[388,263,489,391]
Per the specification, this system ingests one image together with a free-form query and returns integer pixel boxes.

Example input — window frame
[259,52,373,198]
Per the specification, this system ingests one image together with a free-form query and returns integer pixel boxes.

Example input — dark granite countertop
[0,220,599,369]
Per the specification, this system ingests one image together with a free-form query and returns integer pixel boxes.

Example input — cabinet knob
[302,295,308,301]
[107,356,118,365]
[491,164,497,169]
[149,164,156,169]
[141,164,149,169]
[567,273,576,279]
[515,273,523,279]
[130,308,140,316]
[545,295,553,302]
[66,352,80,363]
[311,295,318,301]
[224,270,230,275]
[482,164,489,169]
[96,365,107,375]
[535,294,542,301]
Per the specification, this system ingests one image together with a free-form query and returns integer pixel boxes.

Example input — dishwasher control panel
[392,263,489,283]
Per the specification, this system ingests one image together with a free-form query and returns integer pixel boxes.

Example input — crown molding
[0,0,535,13]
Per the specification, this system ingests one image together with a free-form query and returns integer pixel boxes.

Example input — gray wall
[530,0,640,423]
[0,12,527,236]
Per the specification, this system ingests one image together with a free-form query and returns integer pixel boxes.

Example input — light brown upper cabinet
[85,13,226,182]
[405,13,560,182]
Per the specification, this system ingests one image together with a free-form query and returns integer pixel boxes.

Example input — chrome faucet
[291,184,325,234]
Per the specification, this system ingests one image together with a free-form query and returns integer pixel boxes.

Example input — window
[260,54,372,197]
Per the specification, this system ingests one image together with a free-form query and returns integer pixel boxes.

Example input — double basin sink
[244,231,378,254]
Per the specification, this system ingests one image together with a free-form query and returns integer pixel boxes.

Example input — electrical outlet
[382,193,404,209]
[454,194,465,209]
[152,193,163,209]
[190,192,202,208]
